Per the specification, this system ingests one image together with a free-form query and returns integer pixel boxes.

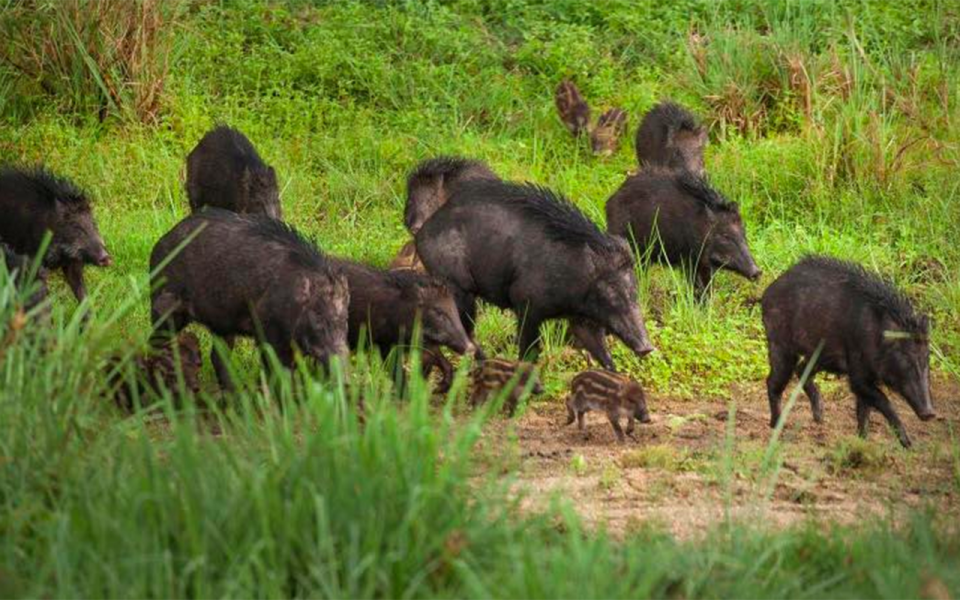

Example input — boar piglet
[150,210,348,391]
[186,125,281,219]
[404,155,499,236]
[0,165,111,302]
[335,258,475,392]
[555,80,591,138]
[107,332,202,412]
[590,108,628,157]
[634,101,708,175]
[761,256,934,448]
[417,179,654,370]
[606,168,760,297]
[2,241,48,315]
[565,370,650,442]
[470,358,543,416]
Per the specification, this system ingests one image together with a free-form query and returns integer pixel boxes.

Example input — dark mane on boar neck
[675,171,735,213]
[0,165,90,208]
[245,214,331,271]
[460,179,623,256]
[799,255,927,333]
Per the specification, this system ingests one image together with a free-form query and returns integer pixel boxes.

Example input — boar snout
[96,251,113,267]
[607,307,655,358]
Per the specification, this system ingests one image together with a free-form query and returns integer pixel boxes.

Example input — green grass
[1,0,959,597]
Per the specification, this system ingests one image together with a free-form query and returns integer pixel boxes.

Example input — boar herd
[0,91,938,449]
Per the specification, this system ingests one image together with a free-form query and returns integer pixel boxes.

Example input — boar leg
[259,336,295,385]
[454,291,485,360]
[421,346,453,393]
[516,312,544,363]
[795,359,824,423]
[211,335,236,392]
[856,396,872,437]
[505,392,520,417]
[850,380,911,448]
[766,345,797,428]
[568,319,615,371]
[63,260,86,303]
[564,396,577,426]
[693,264,714,300]
[625,410,636,436]
[608,413,626,443]
[149,291,189,348]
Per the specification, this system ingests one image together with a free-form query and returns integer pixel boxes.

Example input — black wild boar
[469,358,543,416]
[590,108,628,156]
[107,332,203,412]
[761,256,935,448]
[634,101,708,175]
[0,166,111,302]
[389,240,426,273]
[2,242,48,314]
[416,179,655,367]
[404,156,498,236]
[149,210,348,391]
[565,369,650,442]
[384,248,458,390]
[555,80,591,138]
[186,125,282,219]
[606,168,761,296]
[335,258,475,391]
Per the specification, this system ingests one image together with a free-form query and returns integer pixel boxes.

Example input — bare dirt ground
[477,376,960,539]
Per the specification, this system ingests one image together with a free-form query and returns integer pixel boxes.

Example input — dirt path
[479,377,960,538]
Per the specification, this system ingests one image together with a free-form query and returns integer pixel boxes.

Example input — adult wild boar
[335,258,475,392]
[150,210,348,391]
[762,256,935,448]
[0,166,111,302]
[186,125,282,219]
[634,101,707,175]
[416,179,654,366]
[606,168,761,296]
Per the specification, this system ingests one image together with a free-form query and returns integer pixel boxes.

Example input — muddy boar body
[555,80,591,138]
[469,358,543,416]
[590,108,628,156]
[416,179,654,367]
[565,370,650,442]
[186,125,281,219]
[149,210,348,390]
[108,332,202,412]
[606,168,760,296]
[0,166,111,302]
[761,256,934,448]
[634,101,707,174]
[335,258,474,391]
[2,242,48,314]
